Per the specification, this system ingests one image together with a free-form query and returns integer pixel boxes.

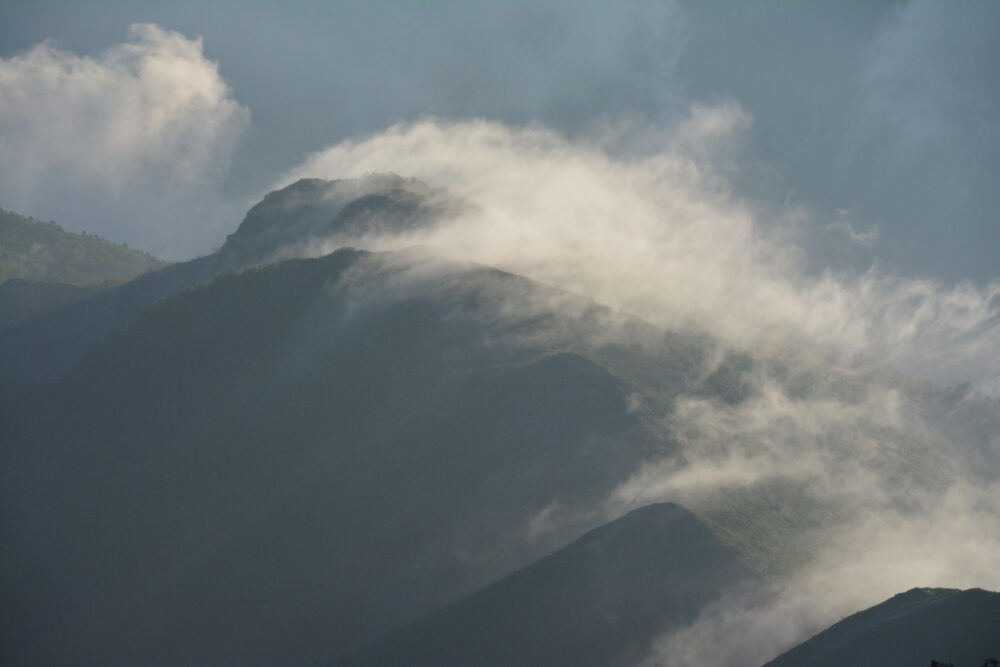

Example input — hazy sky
[0,1,997,283]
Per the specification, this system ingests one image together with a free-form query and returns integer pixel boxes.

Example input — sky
[1,0,997,283]
[2,4,1000,665]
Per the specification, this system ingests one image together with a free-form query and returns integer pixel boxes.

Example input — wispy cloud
[276,114,1000,394]
[825,215,879,248]
[273,113,1000,664]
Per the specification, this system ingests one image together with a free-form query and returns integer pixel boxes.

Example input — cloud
[614,341,1000,665]
[1,6,995,662]
[825,215,879,248]
[0,23,249,259]
[638,483,1000,667]
[272,113,1000,663]
[276,113,1000,394]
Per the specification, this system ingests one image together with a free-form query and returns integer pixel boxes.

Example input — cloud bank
[274,114,1000,664]
[0,23,248,259]
[277,115,1000,395]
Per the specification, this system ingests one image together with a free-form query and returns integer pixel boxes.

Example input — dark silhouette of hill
[0,207,165,286]
[342,502,754,667]
[1,247,685,666]
[763,588,1000,667]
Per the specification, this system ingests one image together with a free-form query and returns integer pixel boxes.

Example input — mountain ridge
[0,207,165,286]
[0,175,449,383]
[764,587,1000,667]
[341,502,756,667]
[1,245,670,665]
[3,175,996,666]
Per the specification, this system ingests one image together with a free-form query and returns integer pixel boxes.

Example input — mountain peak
[218,174,459,268]
[0,207,166,286]
[764,586,1000,667]
[344,502,753,667]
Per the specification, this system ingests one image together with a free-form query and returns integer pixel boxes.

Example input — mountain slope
[0,279,96,333]
[0,175,452,382]
[343,502,754,667]
[4,176,994,667]
[0,208,164,286]
[1,248,671,666]
[763,588,1000,667]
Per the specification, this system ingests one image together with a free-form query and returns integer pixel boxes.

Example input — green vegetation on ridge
[0,208,166,286]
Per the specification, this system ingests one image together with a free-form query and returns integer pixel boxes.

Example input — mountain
[2,175,993,666]
[0,279,96,333]
[1,177,757,666]
[0,207,165,286]
[216,174,459,268]
[0,175,456,383]
[0,246,681,666]
[342,502,754,667]
[764,588,1000,667]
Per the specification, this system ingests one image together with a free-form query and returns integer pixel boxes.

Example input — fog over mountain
[1,3,999,666]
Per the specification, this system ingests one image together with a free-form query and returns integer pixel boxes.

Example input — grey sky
[0,0,997,283]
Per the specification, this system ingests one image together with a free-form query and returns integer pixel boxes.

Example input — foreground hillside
[1,247,668,665]
[765,588,1000,667]
[343,503,754,667]
[0,208,165,286]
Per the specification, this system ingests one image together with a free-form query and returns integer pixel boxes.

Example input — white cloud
[276,113,1000,394]
[273,115,1000,664]
[639,483,1000,667]
[0,24,249,259]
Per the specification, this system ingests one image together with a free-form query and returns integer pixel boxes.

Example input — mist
[277,115,1000,395]
[271,114,1000,664]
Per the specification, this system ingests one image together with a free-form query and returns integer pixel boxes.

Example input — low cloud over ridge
[277,115,1000,396]
[274,115,1000,665]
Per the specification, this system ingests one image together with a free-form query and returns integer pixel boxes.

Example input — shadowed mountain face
[2,177,739,666]
[343,502,755,667]
[0,279,96,333]
[1,247,675,666]
[764,588,1000,667]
